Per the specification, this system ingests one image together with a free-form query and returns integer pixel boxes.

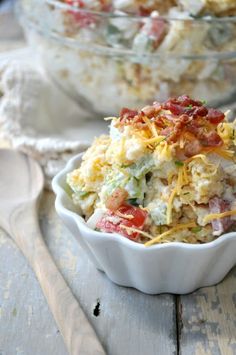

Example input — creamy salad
[67,95,236,246]
[20,0,236,115]
[60,0,236,16]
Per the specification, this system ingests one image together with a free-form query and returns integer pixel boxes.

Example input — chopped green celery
[132,33,155,54]
[126,155,154,179]
[101,170,147,201]
[191,226,202,233]
[125,176,147,199]
[175,160,184,167]
[106,24,127,47]
[107,24,120,36]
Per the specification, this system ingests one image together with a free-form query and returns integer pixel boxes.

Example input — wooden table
[0,191,235,355]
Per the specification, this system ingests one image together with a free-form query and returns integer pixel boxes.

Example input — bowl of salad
[52,95,236,294]
[18,0,236,117]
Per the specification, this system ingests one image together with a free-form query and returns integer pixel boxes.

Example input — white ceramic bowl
[52,153,236,294]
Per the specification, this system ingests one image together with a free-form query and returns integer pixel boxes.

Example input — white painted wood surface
[179,268,236,355]
[0,150,105,355]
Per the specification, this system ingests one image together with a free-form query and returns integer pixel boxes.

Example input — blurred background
[0,0,24,52]
[1,0,236,116]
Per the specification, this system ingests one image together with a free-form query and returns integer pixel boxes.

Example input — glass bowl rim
[17,5,236,61]
[46,0,236,22]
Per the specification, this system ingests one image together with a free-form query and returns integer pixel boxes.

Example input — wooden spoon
[0,149,105,355]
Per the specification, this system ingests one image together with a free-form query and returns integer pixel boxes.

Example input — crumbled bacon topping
[117,95,225,155]
[120,108,139,123]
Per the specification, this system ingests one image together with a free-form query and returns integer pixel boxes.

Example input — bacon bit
[154,116,165,128]
[193,106,208,117]
[162,95,207,118]
[162,101,186,115]
[174,95,202,107]
[200,131,223,147]
[142,104,161,118]
[164,115,190,143]
[160,127,172,136]
[105,188,128,212]
[118,96,226,150]
[206,108,225,124]
[184,140,202,157]
[186,120,202,135]
[120,108,139,123]
[208,197,234,236]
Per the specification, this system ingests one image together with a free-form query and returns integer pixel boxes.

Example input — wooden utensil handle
[12,208,105,355]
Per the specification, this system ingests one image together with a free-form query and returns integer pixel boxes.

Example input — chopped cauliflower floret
[72,192,98,217]
[188,160,224,203]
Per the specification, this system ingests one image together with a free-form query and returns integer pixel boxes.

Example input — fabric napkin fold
[0,55,98,188]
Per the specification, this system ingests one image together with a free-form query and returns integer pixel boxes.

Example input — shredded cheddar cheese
[115,211,134,220]
[185,154,212,165]
[145,222,197,246]
[144,136,166,145]
[142,116,158,137]
[166,187,177,224]
[120,225,153,239]
[203,209,236,223]
[212,148,235,160]
[217,122,232,143]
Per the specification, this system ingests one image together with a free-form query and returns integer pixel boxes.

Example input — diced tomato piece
[96,204,148,241]
[71,11,96,26]
[118,204,147,227]
[147,19,166,47]
[65,0,85,7]
[65,1,96,27]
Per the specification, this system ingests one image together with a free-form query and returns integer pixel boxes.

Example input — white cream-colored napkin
[0,53,107,188]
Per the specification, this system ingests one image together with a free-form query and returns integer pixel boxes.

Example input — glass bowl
[17,0,236,116]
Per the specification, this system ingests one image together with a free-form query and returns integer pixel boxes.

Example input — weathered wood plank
[0,229,68,355]
[40,191,177,355]
[179,267,236,355]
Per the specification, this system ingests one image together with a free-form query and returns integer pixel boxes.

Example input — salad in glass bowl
[66,95,236,246]
[18,0,236,116]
